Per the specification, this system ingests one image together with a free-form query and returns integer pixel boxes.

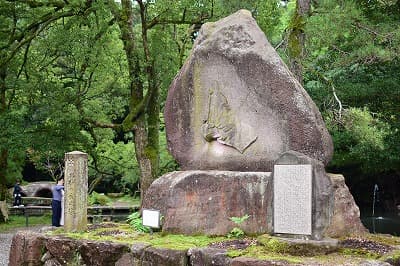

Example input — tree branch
[311,69,343,119]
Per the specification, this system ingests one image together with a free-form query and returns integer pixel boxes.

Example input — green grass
[0,214,51,233]
[61,223,225,250]
[227,245,303,264]
[112,195,140,206]
[88,193,140,207]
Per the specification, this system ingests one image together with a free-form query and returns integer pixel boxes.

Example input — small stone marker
[64,151,88,232]
[273,164,312,235]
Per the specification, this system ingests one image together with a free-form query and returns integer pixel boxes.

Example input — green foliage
[257,235,289,253]
[127,212,150,233]
[0,0,399,202]
[327,107,391,173]
[91,140,139,195]
[230,214,250,225]
[227,227,245,238]
[227,214,250,238]
[88,192,111,206]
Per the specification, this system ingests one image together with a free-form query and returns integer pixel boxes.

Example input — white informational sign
[142,209,160,228]
[273,164,312,235]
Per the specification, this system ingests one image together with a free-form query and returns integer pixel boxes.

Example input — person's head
[57,177,64,185]
[16,179,20,184]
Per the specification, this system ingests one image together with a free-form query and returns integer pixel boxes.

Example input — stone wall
[8,231,286,266]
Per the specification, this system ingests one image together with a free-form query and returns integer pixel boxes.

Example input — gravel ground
[0,226,45,266]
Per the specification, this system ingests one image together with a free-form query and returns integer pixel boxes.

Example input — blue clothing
[52,200,62,227]
[52,184,64,227]
[52,184,64,201]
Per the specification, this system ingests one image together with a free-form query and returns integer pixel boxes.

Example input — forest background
[0,0,399,214]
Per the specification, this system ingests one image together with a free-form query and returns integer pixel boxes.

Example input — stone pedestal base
[142,171,272,235]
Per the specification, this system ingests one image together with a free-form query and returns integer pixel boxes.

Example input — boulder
[79,240,130,266]
[141,247,188,266]
[325,173,368,237]
[164,9,333,172]
[120,242,151,265]
[115,253,136,266]
[8,231,46,266]
[142,170,272,235]
[45,236,82,264]
[188,248,232,266]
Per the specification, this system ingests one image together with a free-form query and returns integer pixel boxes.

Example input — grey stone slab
[273,164,312,235]
[64,151,88,232]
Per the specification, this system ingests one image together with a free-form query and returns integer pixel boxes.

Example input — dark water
[361,213,400,236]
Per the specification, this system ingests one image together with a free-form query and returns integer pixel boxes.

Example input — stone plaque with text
[64,151,88,232]
[273,164,312,235]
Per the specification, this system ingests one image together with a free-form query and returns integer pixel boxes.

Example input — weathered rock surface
[142,155,367,239]
[231,257,290,266]
[142,247,188,266]
[164,9,333,172]
[43,258,62,266]
[325,173,368,238]
[273,151,334,240]
[79,240,130,266]
[8,231,397,266]
[45,236,81,264]
[8,231,46,266]
[188,248,232,266]
[142,170,272,235]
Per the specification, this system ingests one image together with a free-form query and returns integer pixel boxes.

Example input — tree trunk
[137,0,160,201]
[0,66,8,201]
[287,0,311,84]
[110,0,160,202]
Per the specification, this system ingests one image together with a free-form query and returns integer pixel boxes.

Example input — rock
[141,247,188,266]
[115,253,136,266]
[45,236,81,264]
[142,170,272,235]
[164,9,333,172]
[257,235,338,256]
[125,242,152,265]
[325,173,368,237]
[8,231,46,266]
[273,151,333,240]
[231,257,290,266]
[358,260,392,266]
[41,251,53,262]
[188,248,232,266]
[44,258,62,266]
[79,240,130,266]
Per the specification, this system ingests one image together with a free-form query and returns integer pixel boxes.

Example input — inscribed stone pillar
[64,151,88,232]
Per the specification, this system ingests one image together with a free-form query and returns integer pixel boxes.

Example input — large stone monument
[143,10,363,240]
[164,10,333,172]
[64,151,88,232]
